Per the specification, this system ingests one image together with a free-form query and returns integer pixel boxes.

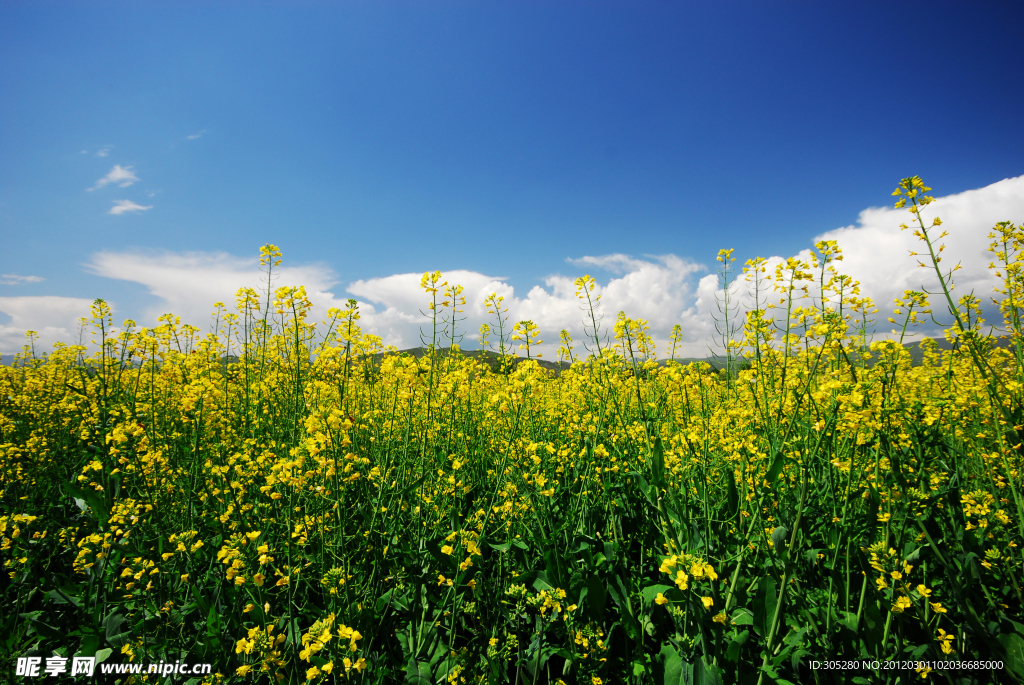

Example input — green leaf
[585,575,606,619]
[753,576,778,638]
[725,629,749,662]
[641,584,675,605]
[730,607,754,626]
[998,631,1024,679]
[65,481,110,524]
[765,450,786,484]
[652,436,666,488]
[771,526,789,555]
[726,468,739,520]
[657,646,722,685]
[205,602,222,648]
[837,610,858,632]
[375,589,394,615]
[543,545,568,590]
[46,587,82,608]
[404,657,432,684]
[658,642,685,685]
[103,612,127,640]
[693,658,724,685]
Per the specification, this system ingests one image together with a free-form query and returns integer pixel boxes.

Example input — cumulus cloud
[0,296,96,356]
[347,256,711,356]
[85,250,342,331]
[341,176,1024,356]
[109,200,153,215]
[1,274,45,285]
[90,165,139,191]
[7,176,1017,360]
[808,174,1024,331]
[79,249,712,355]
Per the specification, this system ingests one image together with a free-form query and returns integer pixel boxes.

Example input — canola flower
[1,181,1023,683]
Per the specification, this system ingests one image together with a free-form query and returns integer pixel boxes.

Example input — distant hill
[2,337,1013,370]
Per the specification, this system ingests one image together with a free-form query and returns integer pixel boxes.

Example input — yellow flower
[236,664,252,676]
[655,593,668,605]
[306,665,320,680]
[701,596,714,610]
[916,584,931,597]
[674,570,689,591]
[891,595,912,613]
[713,611,727,624]
[441,545,454,555]
[254,572,265,587]
[936,628,956,654]
[322,661,333,675]
[930,602,947,613]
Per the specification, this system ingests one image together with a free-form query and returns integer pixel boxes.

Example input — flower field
[3,177,1024,684]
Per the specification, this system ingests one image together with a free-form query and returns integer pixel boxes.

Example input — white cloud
[80,249,710,355]
[1,274,45,285]
[0,296,96,356]
[6,176,1017,360]
[90,164,139,191]
[347,256,710,356]
[109,200,153,215]
[186,130,206,140]
[95,146,112,158]
[85,250,341,331]
[809,174,1024,330]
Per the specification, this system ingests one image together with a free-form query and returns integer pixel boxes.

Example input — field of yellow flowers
[3,177,1024,684]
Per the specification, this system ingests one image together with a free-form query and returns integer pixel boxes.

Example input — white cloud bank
[3,175,1021,358]
[808,175,1024,320]
[109,200,153,215]
[85,251,341,331]
[0,296,96,358]
[90,165,139,191]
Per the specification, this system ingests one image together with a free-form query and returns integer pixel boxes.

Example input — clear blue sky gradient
[2,1,1022,318]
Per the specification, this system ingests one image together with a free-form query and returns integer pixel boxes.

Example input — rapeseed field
[2,177,1023,683]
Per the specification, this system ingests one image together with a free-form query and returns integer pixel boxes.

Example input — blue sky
[2,1,1023,355]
